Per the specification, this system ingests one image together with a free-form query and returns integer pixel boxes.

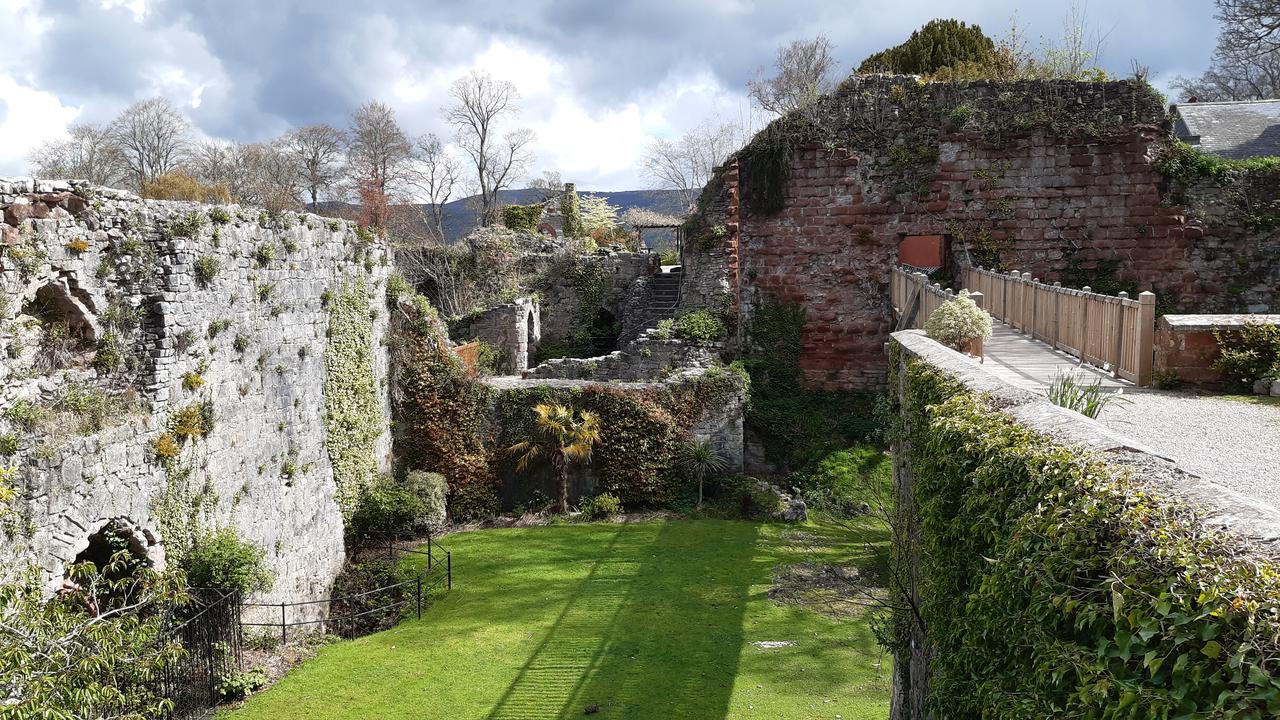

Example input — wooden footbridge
[892,266,1156,391]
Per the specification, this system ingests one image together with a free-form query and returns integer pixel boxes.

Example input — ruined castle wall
[703,77,1280,391]
[0,179,391,609]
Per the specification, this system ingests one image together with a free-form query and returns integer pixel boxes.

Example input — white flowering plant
[924,291,993,348]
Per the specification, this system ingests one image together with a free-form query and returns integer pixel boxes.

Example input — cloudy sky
[0,0,1219,192]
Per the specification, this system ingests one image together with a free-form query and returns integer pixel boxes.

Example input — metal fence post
[427,533,433,570]
[447,552,452,590]
[280,603,287,645]
[416,576,422,620]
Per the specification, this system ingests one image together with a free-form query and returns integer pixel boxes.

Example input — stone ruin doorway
[66,519,157,611]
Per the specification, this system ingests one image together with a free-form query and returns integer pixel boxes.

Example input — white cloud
[0,74,81,174]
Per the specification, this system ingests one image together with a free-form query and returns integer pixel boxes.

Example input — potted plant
[924,291,993,360]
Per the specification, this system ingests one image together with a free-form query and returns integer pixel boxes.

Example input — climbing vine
[323,283,384,517]
[1155,140,1280,231]
[391,297,498,521]
[730,77,1167,217]
[742,300,887,469]
[897,357,1280,717]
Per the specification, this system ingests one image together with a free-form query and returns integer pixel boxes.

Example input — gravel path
[1098,392,1280,508]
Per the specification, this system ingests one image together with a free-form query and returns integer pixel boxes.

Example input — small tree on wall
[507,403,601,513]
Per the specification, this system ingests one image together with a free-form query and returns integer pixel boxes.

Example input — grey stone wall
[533,251,658,350]
[526,327,722,382]
[0,178,391,614]
[888,330,1280,719]
[449,297,540,373]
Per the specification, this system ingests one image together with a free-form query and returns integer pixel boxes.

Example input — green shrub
[194,255,220,287]
[578,493,622,519]
[181,527,273,595]
[92,333,124,374]
[385,275,414,308]
[896,357,1280,717]
[923,291,992,348]
[672,309,727,344]
[207,319,231,339]
[350,480,425,539]
[168,211,205,238]
[216,667,267,700]
[405,471,448,531]
[0,432,17,456]
[208,207,232,225]
[1213,321,1280,390]
[3,400,39,430]
[253,244,276,267]
[181,371,205,392]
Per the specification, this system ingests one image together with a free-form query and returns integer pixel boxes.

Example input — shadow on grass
[486,521,761,720]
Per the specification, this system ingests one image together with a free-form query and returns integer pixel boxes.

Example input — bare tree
[234,140,303,212]
[347,101,413,199]
[188,141,237,189]
[1174,0,1280,100]
[528,170,564,203]
[108,97,191,191]
[406,133,461,243]
[445,70,535,225]
[748,35,838,116]
[28,123,128,187]
[641,121,740,209]
[290,124,347,206]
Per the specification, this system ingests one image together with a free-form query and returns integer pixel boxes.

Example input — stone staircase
[647,269,681,324]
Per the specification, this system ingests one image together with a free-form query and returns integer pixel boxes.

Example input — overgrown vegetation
[182,526,274,595]
[730,76,1163,217]
[1155,141,1280,231]
[323,284,385,516]
[672,308,728,344]
[742,301,887,470]
[500,203,544,232]
[894,357,1280,717]
[0,554,186,719]
[1213,321,1280,390]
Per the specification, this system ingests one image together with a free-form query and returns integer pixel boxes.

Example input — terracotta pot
[957,336,985,362]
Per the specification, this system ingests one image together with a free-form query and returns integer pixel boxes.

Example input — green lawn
[225,518,890,720]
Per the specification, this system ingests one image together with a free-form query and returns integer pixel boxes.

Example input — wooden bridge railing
[891,266,983,330]
[964,267,1155,386]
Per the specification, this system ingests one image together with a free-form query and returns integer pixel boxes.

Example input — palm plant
[681,439,729,509]
[508,404,602,514]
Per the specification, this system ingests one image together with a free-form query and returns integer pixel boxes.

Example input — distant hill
[315,188,688,244]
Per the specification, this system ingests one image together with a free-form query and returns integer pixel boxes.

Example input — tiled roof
[1172,99,1280,159]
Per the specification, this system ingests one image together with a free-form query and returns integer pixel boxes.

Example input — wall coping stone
[892,329,1280,551]
[1161,314,1280,330]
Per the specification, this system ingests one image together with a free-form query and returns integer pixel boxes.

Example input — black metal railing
[240,533,452,643]
[154,587,244,718]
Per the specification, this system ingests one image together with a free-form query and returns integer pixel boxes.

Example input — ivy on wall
[1155,140,1280,232]
[729,77,1167,217]
[391,299,498,521]
[323,283,384,517]
[742,301,886,470]
[491,367,745,509]
[896,356,1280,717]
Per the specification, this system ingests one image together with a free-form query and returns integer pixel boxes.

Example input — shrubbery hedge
[896,355,1280,717]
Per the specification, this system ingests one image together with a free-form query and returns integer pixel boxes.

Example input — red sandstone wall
[727,131,1243,390]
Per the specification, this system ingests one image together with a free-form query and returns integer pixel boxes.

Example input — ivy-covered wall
[889,330,1280,719]
[0,178,392,611]
[694,76,1280,390]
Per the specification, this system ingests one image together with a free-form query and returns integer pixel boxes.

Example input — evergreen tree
[858,19,996,76]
